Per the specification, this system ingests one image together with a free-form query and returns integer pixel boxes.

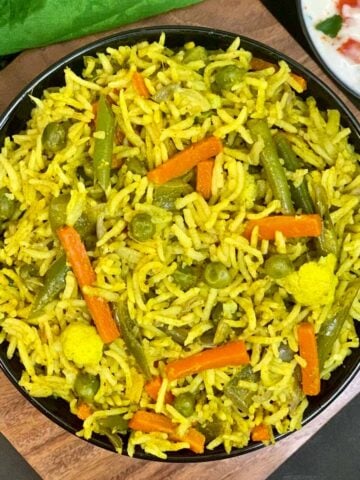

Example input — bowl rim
[296,0,360,101]
[0,24,359,462]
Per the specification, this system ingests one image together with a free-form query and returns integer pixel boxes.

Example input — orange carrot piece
[57,226,120,344]
[76,402,93,420]
[250,57,307,92]
[243,214,322,241]
[132,71,150,98]
[165,340,250,381]
[128,411,205,454]
[297,322,321,396]
[147,136,223,185]
[145,376,174,404]
[196,160,214,200]
[251,424,270,442]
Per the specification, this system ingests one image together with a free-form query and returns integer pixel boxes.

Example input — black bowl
[0,25,359,462]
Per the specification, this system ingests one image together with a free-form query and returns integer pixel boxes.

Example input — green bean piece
[173,264,200,290]
[313,184,339,257]
[210,302,223,326]
[248,120,295,214]
[49,194,95,239]
[31,254,69,316]
[199,328,215,347]
[174,392,196,417]
[274,134,314,214]
[199,418,223,442]
[104,432,123,452]
[129,213,155,242]
[318,280,360,371]
[183,46,208,64]
[74,372,100,402]
[96,415,128,433]
[215,65,246,90]
[160,325,189,345]
[126,157,147,176]
[278,342,294,362]
[42,121,69,153]
[93,94,115,192]
[0,187,17,222]
[264,254,294,279]
[204,262,231,289]
[153,179,193,211]
[115,303,151,379]
[224,365,260,413]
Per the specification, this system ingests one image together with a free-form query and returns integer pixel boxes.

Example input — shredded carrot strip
[128,411,205,454]
[250,57,307,92]
[165,340,250,381]
[297,322,321,396]
[251,424,270,442]
[132,71,150,98]
[196,160,214,199]
[57,226,120,343]
[243,214,322,240]
[76,402,93,420]
[145,376,174,404]
[147,136,222,185]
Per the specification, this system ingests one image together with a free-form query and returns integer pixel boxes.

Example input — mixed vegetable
[1,37,359,458]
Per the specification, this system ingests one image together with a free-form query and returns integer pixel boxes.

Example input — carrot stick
[243,214,322,240]
[165,340,250,381]
[196,160,214,200]
[147,136,223,185]
[251,424,270,442]
[250,57,307,92]
[128,411,205,454]
[145,376,174,404]
[297,322,321,396]
[57,226,120,344]
[132,71,150,98]
[76,402,93,420]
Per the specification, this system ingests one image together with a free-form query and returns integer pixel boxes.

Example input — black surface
[270,393,360,480]
[0,25,360,463]
[0,434,41,480]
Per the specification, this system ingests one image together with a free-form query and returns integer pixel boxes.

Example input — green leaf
[315,15,343,38]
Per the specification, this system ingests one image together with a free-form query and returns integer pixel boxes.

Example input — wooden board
[0,1,359,479]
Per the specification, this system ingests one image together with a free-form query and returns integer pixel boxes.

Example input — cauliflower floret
[61,323,103,366]
[279,254,338,307]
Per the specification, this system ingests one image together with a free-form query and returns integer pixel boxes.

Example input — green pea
[278,342,294,362]
[173,264,200,290]
[96,414,128,433]
[215,65,246,90]
[74,372,100,402]
[264,254,294,279]
[204,262,231,289]
[0,187,16,222]
[126,158,147,176]
[174,392,196,417]
[129,213,155,242]
[183,46,208,64]
[42,121,69,153]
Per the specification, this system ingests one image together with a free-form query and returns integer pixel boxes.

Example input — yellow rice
[0,33,359,459]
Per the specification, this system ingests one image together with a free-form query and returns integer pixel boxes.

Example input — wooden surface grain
[0,1,359,479]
